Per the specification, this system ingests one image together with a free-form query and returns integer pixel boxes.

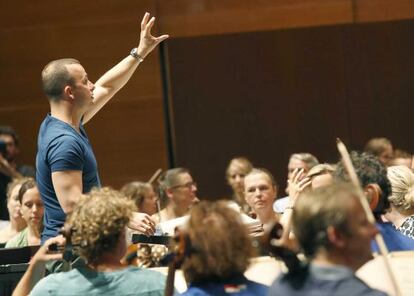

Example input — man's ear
[364,184,381,210]
[326,225,346,248]
[165,188,174,199]
[63,85,75,101]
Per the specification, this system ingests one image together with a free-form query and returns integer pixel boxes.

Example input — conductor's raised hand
[136,12,169,58]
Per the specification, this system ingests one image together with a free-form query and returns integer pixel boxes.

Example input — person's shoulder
[30,271,65,295]
[4,228,27,248]
[178,287,208,296]
[127,266,166,280]
[245,279,269,292]
[120,267,166,291]
[337,275,387,296]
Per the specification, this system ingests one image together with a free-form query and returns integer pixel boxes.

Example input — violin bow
[148,168,163,223]
[336,138,401,296]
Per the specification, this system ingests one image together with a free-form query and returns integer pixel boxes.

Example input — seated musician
[225,157,253,214]
[335,151,414,251]
[22,187,166,296]
[178,200,268,295]
[121,181,158,216]
[269,183,387,296]
[5,178,43,248]
[153,168,198,223]
[244,168,279,232]
[0,178,29,245]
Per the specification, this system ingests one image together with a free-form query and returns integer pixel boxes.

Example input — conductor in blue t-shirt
[36,12,168,243]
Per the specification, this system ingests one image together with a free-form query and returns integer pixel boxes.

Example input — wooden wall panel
[166,26,350,199]
[355,0,414,23]
[0,1,168,188]
[344,20,414,151]
[166,18,414,199]
[157,0,353,37]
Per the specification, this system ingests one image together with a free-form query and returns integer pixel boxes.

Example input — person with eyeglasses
[153,168,199,223]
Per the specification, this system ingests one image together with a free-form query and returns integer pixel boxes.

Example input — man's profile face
[340,198,378,270]
[0,134,18,161]
[66,64,95,111]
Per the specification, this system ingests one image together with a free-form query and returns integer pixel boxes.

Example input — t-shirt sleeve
[30,275,53,296]
[47,135,84,172]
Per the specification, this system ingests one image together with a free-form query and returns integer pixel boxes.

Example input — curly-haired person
[335,151,414,252]
[28,187,166,296]
[178,200,268,296]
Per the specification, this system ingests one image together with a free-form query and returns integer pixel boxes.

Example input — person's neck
[89,253,124,272]
[313,249,358,272]
[384,206,413,228]
[167,202,188,219]
[256,207,276,225]
[27,223,41,245]
[50,103,83,131]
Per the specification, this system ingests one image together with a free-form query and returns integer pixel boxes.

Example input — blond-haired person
[244,168,279,232]
[226,157,253,213]
[385,165,414,239]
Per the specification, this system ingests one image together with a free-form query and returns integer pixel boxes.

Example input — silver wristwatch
[130,48,144,62]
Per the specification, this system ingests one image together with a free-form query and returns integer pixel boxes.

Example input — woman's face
[227,162,247,194]
[7,184,23,221]
[139,187,158,216]
[20,187,44,227]
[169,173,198,211]
[244,173,277,212]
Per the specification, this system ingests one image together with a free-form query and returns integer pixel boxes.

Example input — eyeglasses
[170,181,197,190]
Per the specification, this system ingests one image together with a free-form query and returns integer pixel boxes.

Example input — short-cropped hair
[181,201,255,283]
[41,58,80,101]
[67,187,136,264]
[292,183,358,257]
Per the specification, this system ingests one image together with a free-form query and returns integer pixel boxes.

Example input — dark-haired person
[36,13,168,243]
[335,151,414,251]
[0,126,35,221]
[269,184,387,296]
[178,201,268,296]
[5,179,43,248]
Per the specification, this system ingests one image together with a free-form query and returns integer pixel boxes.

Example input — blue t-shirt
[36,114,100,242]
[371,221,414,252]
[179,275,268,296]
